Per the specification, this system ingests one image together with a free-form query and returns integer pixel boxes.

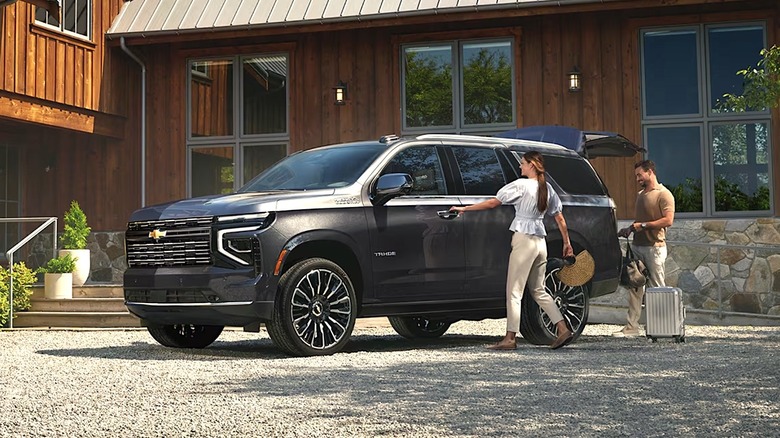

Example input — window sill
[30,23,96,51]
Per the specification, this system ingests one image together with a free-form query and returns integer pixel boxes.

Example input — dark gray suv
[124,127,642,356]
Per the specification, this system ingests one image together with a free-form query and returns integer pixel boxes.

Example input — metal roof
[106,0,609,39]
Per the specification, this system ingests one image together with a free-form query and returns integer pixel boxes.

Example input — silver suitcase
[645,287,686,343]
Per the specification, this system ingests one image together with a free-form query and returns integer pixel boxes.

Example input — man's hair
[634,160,656,173]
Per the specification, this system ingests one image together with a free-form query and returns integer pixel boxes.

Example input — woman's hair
[523,151,548,212]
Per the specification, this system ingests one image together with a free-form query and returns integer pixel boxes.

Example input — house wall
[0,0,140,232]
[131,2,778,221]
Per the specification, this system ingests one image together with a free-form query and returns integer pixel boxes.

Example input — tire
[388,316,451,339]
[266,258,357,356]
[146,324,224,349]
[519,266,590,345]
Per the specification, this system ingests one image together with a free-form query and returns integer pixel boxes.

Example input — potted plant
[59,200,92,286]
[39,253,77,299]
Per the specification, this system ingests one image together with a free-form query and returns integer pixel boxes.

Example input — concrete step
[30,283,124,299]
[29,297,127,312]
[13,311,141,328]
[11,283,138,328]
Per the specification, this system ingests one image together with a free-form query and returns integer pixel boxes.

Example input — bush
[0,262,37,327]
[38,253,77,274]
[61,200,91,250]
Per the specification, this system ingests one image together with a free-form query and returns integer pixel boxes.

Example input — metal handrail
[2,217,58,329]
[665,239,780,319]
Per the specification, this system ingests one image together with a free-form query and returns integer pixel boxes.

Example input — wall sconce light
[568,66,582,92]
[334,81,348,105]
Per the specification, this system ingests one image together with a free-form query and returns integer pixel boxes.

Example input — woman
[450,151,575,350]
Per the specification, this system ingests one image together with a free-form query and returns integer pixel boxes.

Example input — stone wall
[28,232,127,283]
[594,218,780,316]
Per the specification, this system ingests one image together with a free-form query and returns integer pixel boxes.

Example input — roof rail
[379,134,399,143]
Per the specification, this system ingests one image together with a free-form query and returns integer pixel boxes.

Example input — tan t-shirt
[633,184,675,247]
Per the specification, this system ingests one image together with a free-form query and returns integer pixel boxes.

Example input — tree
[721,45,780,111]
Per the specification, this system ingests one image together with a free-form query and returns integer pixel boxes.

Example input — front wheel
[388,316,451,339]
[519,267,590,345]
[146,324,224,349]
[266,258,357,356]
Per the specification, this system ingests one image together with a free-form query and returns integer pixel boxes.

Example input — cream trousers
[624,244,667,330]
[506,232,564,333]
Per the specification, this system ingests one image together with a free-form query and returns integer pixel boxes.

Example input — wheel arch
[278,231,367,308]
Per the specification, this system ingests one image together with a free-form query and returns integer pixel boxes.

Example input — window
[401,39,515,134]
[451,146,506,195]
[381,147,447,195]
[187,54,289,196]
[542,155,607,196]
[35,0,91,39]
[641,23,771,215]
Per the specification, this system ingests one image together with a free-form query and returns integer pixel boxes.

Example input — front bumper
[123,266,277,326]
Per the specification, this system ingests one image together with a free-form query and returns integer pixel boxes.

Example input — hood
[128,190,335,222]
[496,125,645,159]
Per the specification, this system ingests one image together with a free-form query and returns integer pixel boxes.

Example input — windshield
[239,142,387,192]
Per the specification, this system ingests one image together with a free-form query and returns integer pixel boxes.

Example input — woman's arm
[554,212,574,257]
[449,198,502,215]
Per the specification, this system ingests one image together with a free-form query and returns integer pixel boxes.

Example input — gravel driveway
[1,321,778,437]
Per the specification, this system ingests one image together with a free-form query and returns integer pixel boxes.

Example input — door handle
[437,210,459,219]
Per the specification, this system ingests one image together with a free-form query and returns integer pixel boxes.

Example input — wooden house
[1,0,779,280]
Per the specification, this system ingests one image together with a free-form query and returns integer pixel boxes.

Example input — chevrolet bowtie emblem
[149,229,167,240]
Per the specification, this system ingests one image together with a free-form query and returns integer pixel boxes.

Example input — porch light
[334,81,347,105]
[568,66,582,92]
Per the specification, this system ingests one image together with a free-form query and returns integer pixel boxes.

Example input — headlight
[214,213,271,266]
[217,226,260,265]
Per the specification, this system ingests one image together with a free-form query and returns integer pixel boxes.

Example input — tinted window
[240,143,384,191]
[452,146,506,195]
[381,146,447,195]
[642,29,699,117]
[542,155,606,196]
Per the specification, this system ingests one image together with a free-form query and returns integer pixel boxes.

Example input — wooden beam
[0,91,126,138]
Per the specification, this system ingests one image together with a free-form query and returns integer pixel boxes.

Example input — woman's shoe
[550,331,574,350]
[487,341,517,350]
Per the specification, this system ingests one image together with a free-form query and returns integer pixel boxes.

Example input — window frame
[35,0,92,41]
[185,54,290,197]
[400,35,517,135]
[639,21,773,217]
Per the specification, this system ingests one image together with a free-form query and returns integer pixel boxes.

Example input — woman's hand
[563,241,574,258]
[449,206,466,216]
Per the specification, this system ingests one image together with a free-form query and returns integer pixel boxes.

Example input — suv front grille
[126,217,213,267]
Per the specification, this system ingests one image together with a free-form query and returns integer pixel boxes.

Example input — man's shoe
[612,328,641,338]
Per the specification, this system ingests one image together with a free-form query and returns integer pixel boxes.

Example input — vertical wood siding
[0,1,127,113]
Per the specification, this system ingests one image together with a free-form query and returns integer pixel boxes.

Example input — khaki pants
[625,244,667,331]
[506,232,564,333]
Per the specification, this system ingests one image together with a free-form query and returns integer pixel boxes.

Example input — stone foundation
[28,232,127,283]
[594,218,780,316]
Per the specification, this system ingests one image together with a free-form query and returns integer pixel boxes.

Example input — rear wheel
[146,324,224,349]
[388,316,451,339]
[519,266,590,345]
[266,258,357,356]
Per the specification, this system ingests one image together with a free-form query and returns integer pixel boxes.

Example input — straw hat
[557,250,595,287]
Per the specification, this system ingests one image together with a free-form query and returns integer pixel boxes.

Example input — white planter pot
[59,249,90,286]
[44,273,73,299]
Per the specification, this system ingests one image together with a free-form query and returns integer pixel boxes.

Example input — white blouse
[495,178,562,237]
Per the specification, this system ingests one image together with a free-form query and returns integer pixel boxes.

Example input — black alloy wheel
[266,258,357,356]
[146,324,224,349]
[388,316,452,339]
[519,266,590,345]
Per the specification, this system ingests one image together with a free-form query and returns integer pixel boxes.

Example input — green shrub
[61,200,91,250]
[38,253,77,274]
[0,262,37,327]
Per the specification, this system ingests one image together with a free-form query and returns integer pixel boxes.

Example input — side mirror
[371,173,413,206]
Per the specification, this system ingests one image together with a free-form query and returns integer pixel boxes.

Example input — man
[613,160,675,337]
